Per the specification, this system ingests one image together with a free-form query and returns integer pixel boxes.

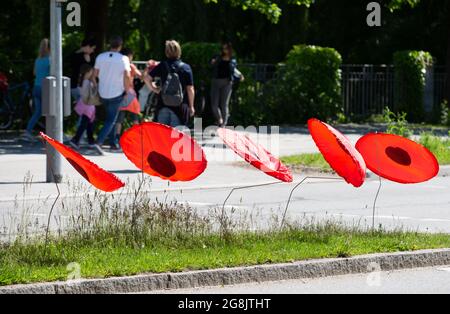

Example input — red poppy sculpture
[40,133,125,192]
[356,133,439,184]
[308,118,366,188]
[120,122,207,182]
[218,128,293,183]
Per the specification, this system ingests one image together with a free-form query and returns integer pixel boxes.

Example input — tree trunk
[85,0,109,51]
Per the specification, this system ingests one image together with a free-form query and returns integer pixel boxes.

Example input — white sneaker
[21,132,37,143]
[67,141,80,151]
[90,144,105,156]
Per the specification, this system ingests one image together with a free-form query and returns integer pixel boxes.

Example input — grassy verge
[2,178,450,287]
[2,226,450,286]
[420,133,450,165]
[281,153,332,172]
[281,133,450,172]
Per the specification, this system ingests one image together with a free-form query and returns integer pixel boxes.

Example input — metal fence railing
[133,61,447,117]
[239,63,448,117]
[341,65,395,116]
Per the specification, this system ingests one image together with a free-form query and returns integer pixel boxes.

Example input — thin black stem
[44,143,61,255]
[280,176,344,229]
[221,182,282,219]
[372,176,382,230]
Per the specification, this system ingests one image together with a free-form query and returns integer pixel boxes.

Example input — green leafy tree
[388,0,450,103]
[204,0,313,23]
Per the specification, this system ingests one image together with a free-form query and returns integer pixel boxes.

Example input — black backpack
[161,61,184,108]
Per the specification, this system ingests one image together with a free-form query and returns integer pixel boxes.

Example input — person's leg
[168,109,181,128]
[220,82,233,126]
[26,86,42,135]
[86,120,95,145]
[71,115,89,145]
[157,107,171,126]
[115,111,126,143]
[210,79,223,126]
[131,113,140,125]
[217,80,226,126]
[108,99,124,148]
[96,96,122,146]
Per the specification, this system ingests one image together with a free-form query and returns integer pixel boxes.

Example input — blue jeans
[26,86,42,134]
[96,95,123,146]
[157,107,181,128]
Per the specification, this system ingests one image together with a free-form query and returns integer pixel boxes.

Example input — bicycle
[0,79,33,130]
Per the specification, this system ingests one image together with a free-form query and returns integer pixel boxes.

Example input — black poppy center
[67,158,89,181]
[147,151,177,178]
[385,146,412,166]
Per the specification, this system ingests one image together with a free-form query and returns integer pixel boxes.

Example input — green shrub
[420,132,450,165]
[439,101,450,127]
[383,107,413,138]
[393,50,434,123]
[266,45,343,124]
[230,66,267,126]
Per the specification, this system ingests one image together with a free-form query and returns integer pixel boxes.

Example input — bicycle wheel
[0,94,13,130]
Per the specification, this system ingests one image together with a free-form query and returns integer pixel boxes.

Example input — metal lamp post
[46,0,67,183]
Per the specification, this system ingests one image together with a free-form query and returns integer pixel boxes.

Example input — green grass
[281,153,332,172]
[2,177,450,287]
[420,133,450,165]
[2,227,450,286]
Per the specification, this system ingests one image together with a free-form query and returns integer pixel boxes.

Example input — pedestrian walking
[22,38,50,142]
[68,64,103,155]
[94,36,132,152]
[69,38,97,101]
[210,43,244,127]
[143,40,195,128]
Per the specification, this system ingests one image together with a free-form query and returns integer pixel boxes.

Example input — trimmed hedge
[179,43,344,126]
[266,45,343,124]
[393,50,434,122]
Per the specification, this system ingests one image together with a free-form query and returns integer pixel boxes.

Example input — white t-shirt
[95,51,131,99]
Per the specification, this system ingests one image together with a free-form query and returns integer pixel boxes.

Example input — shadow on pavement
[0,136,46,155]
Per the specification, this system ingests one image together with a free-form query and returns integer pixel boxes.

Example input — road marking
[300,213,450,224]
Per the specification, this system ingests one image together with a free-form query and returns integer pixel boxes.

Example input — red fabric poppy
[40,133,125,192]
[308,118,366,188]
[356,133,439,184]
[120,122,207,182]
[218,128,293,183]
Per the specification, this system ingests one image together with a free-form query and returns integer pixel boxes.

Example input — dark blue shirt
[149,59,194,96]
[149,59,194,122]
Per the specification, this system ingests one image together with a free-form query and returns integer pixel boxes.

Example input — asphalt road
[1,128,449,236]
[147,266,450,294]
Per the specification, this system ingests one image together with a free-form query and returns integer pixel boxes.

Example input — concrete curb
[1,249,449,294]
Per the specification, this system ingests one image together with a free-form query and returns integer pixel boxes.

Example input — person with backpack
[143,40,195,128]
[210,42,244,127]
